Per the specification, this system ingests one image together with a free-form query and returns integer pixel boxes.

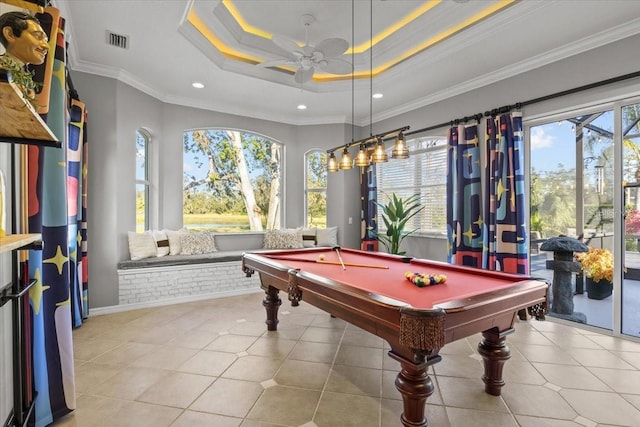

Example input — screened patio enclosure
[528,99,640,339]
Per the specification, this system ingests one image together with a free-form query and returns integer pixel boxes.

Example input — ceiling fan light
[391,132,409,159]
[339,147,353,170]
[327,152,339,172]
[371,139,388,164]
[354,145,369,167]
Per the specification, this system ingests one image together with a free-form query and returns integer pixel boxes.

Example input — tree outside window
[135,129,150,232]
[183,129,282,232]
[305,150,327,228]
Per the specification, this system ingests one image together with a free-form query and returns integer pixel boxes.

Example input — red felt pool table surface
[257,247,529,309]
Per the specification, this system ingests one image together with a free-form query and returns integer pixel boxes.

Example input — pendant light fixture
[355,144,369,167]
[324,1,408,171]
[339,146,353,170]
[339,2,356,172]
[391,131,409,159]
[368,0,387,164]
[327,151,339,172]
[371,137,388,163]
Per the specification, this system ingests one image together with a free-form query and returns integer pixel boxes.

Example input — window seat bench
[116,232,269,308]
[115,228,337,309]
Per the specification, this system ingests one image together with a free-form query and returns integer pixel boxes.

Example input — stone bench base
[117,259,260,307]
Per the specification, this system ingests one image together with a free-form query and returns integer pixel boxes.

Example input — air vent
[107,31,129,49]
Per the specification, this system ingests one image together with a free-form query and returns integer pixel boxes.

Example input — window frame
[304,149,327,228]
[182,128,284,232]
[375,134,448,235]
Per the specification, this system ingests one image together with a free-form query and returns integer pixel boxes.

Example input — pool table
[242,247,548,427]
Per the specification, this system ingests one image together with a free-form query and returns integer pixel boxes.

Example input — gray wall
[70,73,359,308]
[70,31,640,309]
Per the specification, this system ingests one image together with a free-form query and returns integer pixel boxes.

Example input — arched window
[305,150,327,227]
[135,129,151,231]
[183,129,283,231]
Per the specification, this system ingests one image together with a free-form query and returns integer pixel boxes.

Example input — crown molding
[374,16,640,123]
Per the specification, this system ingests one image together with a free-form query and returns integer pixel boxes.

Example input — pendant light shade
[354,144,369,167]
[371,138,388,164]
[391,132,409,159]
[339,147,353,170]
[327,152,339,172]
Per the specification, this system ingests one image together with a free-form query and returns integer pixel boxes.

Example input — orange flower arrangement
[575,247,613,283]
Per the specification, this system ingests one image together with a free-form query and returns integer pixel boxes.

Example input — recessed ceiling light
[192,82,205,89]
[373,93,383,99]
[297,104,307,110]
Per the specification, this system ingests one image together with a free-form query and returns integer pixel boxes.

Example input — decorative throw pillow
[164,228,188,255]
[128,231,157,261]
[301,227,317,248]
[153,229,170,257]
[263,228,304,249]
[180,231,217,255]
[316,226,338,247]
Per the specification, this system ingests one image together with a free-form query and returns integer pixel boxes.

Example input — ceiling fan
[257,14,353,84]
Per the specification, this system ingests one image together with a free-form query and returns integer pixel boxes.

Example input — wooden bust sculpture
[0,11,48,100]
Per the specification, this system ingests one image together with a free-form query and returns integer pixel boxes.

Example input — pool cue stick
[334,246,346,270]
[318,259,388,269]
[263,255,389,269]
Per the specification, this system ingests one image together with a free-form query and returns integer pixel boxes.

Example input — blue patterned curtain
[484,113,528,273]
[68,98,87,326]
[447,113,529,273]
[360,164,378,251]
[22,6,79,425]
[447,124,484,267]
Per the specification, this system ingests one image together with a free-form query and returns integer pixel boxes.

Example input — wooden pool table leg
[262,285,282,331]
[390,352,440,427]
[478,328,513,396]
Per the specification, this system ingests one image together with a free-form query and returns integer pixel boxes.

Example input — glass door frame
[524,96,640,340]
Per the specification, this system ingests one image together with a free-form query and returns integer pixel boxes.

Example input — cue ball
[319,255,325,260]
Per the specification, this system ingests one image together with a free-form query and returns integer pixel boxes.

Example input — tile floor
[53,291,640,427]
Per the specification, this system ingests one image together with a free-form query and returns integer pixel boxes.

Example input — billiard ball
[318,255,325,260]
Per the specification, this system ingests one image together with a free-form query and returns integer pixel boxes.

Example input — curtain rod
[405,70,640,138]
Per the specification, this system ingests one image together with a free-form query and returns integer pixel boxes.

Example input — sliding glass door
[622,101,640,338]
[530,109,615,331]
[529,98,640,339]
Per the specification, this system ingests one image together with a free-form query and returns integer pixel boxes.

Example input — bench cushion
[118,250,246,269]
[117,248,278,270]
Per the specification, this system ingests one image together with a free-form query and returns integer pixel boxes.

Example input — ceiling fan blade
[313,38,349,58]
[271,34,303,55]
[319,58,353,75]
[256,58,293,68]
[294,67,315,84]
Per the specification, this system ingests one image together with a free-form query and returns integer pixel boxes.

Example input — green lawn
[183,214,249,225]
[136,214,328,232]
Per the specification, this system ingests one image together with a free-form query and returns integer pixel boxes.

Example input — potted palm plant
[375,193,424,256]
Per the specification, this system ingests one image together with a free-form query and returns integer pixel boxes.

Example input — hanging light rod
[325,125,410,154]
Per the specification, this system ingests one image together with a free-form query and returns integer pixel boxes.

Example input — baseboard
[87,288,263,317]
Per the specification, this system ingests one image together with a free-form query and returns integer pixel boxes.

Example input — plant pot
[585,277,613,300]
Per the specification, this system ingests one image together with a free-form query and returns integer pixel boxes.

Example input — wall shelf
[0,234,42,254]
[0,70,60,147]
